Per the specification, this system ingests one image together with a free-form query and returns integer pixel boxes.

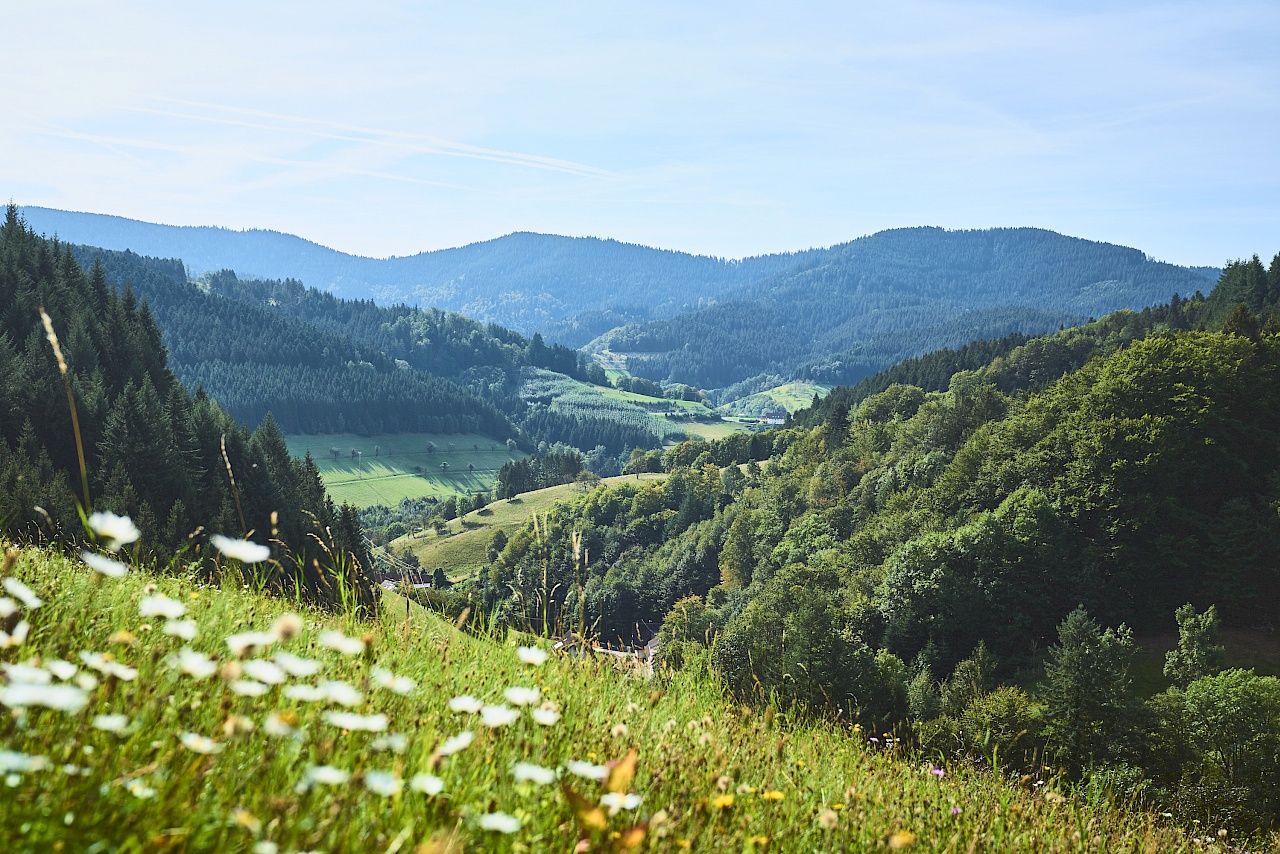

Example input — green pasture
[284,432,524,508]
[390,473,666,581]
[718,380,831,417]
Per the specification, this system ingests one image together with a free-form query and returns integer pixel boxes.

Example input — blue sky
[4,1,1278,265]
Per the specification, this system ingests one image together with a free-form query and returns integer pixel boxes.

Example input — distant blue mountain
[17,206,819,345]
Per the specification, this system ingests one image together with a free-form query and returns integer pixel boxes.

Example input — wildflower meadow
[0,532,1232,853]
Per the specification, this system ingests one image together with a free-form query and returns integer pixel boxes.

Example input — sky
[4,1,1278,266]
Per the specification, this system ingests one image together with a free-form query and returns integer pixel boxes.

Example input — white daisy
[304,765,349,786]
[178,733,223,755]
[162,620,198,641]
[566,760,609,781]
[175,648,218,680]
[364,770,403,797]
[274,652,321,678]
[516,645,549,666]
[503,686,540,706]
[601,792,643,810]
[92,714,130,733]
[3,578,41,610]
[3,662,51,684]
[318,630,365,656]
[371,667,415,695]
[88,511,140,552]
[139,595,186,620]
[477,812,521,834]
[410,773,444,795]
[436,731,474,756]
[229,680,271,697]
[447,694,482,714]
[323,711,387,732]
[210,534,271,563]
[242,659,287,685]
[511,762,556,785]
[81,551,127,578]
[480,704,520,728]
[530,707,561,726]
[226,631,276,657]
[46,660,77,681]
[1,681,90,712]
[371,733,408,754]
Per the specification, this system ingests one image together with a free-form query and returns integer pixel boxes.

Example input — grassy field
[284,432,524,508]
[0,543,1223,852]
[595,384,710,413]
[391,473,667,580]
[719,381,832,417]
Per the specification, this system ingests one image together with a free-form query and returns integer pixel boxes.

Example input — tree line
[0,206,375,612]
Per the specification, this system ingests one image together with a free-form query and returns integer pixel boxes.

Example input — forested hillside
[0,205,374,610]
[62,246,686,458]
[434,252,1280,835]
[597,227,1218,390]
[22,206,822,345]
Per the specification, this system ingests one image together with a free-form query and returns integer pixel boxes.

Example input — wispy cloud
[137,99,620,180]
[32,129,485,193]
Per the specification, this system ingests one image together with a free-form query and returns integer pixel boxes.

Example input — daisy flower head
[88,511,140,552]
[303,765,350,787]
[274,652,321,678]
[516,645,548,666]
[81,551,127,578]
[447,694,482,714]
[319,630,365,656]
[503,686,540,706]
[226,631,276,658]
[179,733,223,755]
[0,683,89,713]
[322,711,387,732]
[210,534,270,563]
[511,762,556,785]
[242,659,287,685]
[364,770,402,797]
[162,619,198,641]
[477,812,521,834]
[566,760,608,781]
[601,792,643,811]
[3,578,41,610]
[481,704,520,728]
[436,731,474,756]
[530,706,561,726]
[91,713,129,733]
[175,647,218,680]
[410,773,444,795]
[371,667,415,695]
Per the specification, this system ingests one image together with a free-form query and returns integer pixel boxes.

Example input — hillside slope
[0,543,1206,852]
[596,227,1218,390]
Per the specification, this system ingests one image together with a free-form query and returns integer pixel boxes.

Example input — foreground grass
[283,432,522,508]
[0,546,1230,853]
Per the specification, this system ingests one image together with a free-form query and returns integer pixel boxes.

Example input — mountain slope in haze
[595,227,1219,390]
[19,206,821,345]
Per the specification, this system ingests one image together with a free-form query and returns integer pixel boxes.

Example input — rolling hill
[594,226,1220,390]
[19,206,822,346]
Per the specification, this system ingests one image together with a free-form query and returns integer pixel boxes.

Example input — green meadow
[391,473,667,581]
[0,544,1218,852]
[284,432,524,508]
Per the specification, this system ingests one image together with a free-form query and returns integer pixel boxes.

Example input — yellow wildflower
[712,793,735,809]
[762,790,784,801]
[889,830,917,849]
